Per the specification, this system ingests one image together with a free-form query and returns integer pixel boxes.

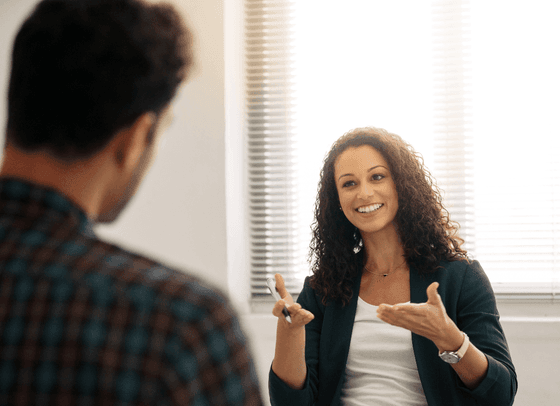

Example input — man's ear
[114,112,156,171]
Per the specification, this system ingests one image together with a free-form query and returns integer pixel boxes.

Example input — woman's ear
[114,112,156,171]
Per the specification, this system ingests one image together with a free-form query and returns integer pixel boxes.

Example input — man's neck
[0,143,110,219]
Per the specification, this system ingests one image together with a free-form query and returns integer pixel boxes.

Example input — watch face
[439,352,460,364]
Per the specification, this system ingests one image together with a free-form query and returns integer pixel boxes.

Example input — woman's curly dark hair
[309,127,468,306]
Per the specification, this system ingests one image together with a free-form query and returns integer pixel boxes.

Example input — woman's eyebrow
[367,165,387,172]
[337,165,387,181]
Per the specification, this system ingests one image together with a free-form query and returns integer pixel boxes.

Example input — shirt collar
[0,177,96,238]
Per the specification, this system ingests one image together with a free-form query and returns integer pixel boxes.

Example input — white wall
[1,1,559,406]
[0,0,232,294]
[96,0,231,294]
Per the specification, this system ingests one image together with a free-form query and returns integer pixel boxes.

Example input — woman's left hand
[376,282,464,352]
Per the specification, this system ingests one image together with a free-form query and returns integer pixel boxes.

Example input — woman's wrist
[434,324,464,353]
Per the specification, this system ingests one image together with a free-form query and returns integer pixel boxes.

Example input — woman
[268,127,517,406]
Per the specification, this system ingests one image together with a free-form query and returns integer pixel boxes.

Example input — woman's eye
[372,174,385,181]
[342,180,355,188]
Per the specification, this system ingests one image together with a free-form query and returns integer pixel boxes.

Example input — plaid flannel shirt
[0,178,263,405]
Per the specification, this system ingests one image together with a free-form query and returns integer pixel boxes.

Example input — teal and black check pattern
[0,179,262,405]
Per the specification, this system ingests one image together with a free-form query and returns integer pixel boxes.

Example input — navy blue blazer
[269,260,517,406]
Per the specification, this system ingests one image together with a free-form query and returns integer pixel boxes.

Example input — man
[0,0,262,404]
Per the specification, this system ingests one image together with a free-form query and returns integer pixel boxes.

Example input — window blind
[432,0,476,254]
[245,0,304,298]
[468,0,560,299]
[246,0,560,302]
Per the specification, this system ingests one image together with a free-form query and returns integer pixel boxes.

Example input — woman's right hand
[272,273,314,329]
[271,273,313,390]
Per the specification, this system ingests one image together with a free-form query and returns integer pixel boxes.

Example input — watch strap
[455,332,470,358]
[439,332,469,363]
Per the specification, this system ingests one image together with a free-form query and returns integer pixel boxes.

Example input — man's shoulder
[0,177,235,323]
[58,233,233,326]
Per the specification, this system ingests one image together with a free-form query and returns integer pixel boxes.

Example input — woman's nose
[357,182,374,199]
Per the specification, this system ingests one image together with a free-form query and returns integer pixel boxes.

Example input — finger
[274,273,289,298]
[378,303,424,316]
[377,304,426,328]
[377,306,427,330]
[287,302,302,315]
[426,282,442,305]
[274,302,314,326]
[272,299,288,318]
[376,310,406,329]
[291,308,315,326]
[377,304,401,323]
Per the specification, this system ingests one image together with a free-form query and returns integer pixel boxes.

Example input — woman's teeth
[357,203,383,213]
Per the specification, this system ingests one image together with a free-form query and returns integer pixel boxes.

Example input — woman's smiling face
[334,145,399,236]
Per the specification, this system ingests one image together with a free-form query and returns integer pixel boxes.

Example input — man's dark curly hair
[309,127,468,306]
[6,0,193,160]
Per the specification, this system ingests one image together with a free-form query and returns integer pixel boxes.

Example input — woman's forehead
[334,145,389,174]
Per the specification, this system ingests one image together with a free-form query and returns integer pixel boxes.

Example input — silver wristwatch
[438,332,469,364]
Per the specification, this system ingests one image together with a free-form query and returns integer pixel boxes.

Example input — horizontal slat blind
[245,0,304,298]
[432,0,476,254]
[474,148,560,298]
[468,0,560,299]
[246,0,560,302]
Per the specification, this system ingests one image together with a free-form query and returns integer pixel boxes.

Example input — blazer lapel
[410,265,435,303]
[410,266,441,406]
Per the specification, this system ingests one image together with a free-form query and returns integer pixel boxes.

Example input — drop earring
[353,228,363,254]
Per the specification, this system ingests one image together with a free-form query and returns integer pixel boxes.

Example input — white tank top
[340,296,428,406]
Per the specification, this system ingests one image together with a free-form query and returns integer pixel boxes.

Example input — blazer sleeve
[453,260,518,406]
[268,277,324,406]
